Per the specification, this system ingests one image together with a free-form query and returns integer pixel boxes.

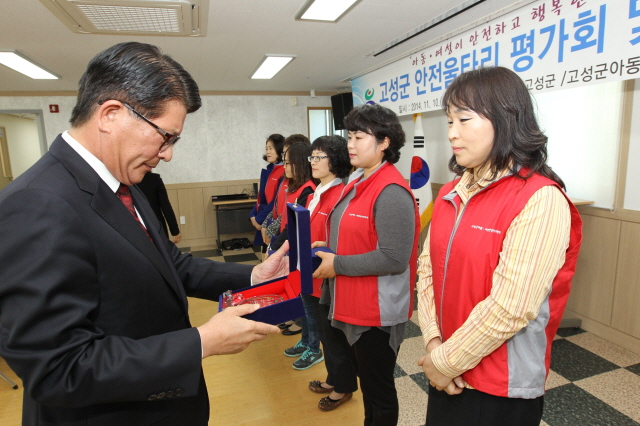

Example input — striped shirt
[417,168,571,382]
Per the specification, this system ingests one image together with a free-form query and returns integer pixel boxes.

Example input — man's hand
[251,240,289,283]
[197,304,280,358]
[172,233,182,244]
[312,250,336,279]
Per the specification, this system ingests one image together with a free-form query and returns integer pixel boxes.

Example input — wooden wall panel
[567,215,620,325]
[611,221,640,338]
[165,180,259,248]
[202,186,229,239]
[177,188,206,240]
[228,184,254,196]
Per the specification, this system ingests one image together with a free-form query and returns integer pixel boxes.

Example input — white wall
[0,95,331,184]
[0,114,41,178]
[163,95,331,184]
[1,85,624,204]
[0,97,75,145]
[624,81,640,211]
[397,81,624,208]
[536,81,623,208]
[398,109,455,185]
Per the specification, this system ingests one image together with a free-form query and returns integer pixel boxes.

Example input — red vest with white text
[332,163,419,326]
[430,171,582,398]
[254,164,283,213]
[310,183,344,297]
[273,178,288,221]
[279,179,316,232]
[264,165,284,205]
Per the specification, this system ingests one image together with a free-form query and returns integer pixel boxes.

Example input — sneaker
[293,349,324,370]
[284,340,308,357]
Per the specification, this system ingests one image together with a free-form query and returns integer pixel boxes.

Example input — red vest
[273,178,288,221]
[430,171,582,398]
[279,179,316,232]
[310,182,344,297]
[264,165,284,205]
[331,163,420,326]
[255,164,283,213]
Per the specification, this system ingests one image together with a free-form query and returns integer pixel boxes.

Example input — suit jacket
[0,135,253,426]
[137,172,180,238]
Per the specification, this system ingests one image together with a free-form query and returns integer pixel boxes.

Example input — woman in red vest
[313,105,420,425]
[261,134,310,248]
[417,67,582,426]
[273,135,349,371]
[249,134,284,252]
[270,142,316,251]
[284,135,351,371]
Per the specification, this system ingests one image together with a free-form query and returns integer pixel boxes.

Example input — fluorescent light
[297,0,360,22]
[251,55,295,79]
[0,51,58,79]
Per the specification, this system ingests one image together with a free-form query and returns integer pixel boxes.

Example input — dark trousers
[300,294,321,352]
[351,327,400,426]
[315,302,358,394]
[426,384,544,426]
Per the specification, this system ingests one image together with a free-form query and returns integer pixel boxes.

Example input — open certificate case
[218,203,330,325]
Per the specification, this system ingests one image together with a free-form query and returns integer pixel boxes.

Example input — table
[211,198,257,249]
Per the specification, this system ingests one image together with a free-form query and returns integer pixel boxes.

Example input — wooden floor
[195,298,366,426]
[0,297,365,426]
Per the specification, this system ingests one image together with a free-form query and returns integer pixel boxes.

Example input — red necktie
[117,184,152,241]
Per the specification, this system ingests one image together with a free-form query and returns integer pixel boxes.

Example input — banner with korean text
[352,0,640,116]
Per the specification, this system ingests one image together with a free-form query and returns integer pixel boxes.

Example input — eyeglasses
[308,155,328,163]
[121,102,180,153]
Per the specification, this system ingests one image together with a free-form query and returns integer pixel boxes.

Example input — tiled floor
[188,243,640,426]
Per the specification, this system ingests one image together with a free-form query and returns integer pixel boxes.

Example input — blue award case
[218,203,317,325]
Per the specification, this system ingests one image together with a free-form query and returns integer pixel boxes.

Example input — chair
[0,370,18,389]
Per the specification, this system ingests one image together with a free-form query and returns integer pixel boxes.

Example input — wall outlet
[180,216,186,225]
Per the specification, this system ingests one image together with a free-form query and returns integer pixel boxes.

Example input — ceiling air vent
[39,0,208,36]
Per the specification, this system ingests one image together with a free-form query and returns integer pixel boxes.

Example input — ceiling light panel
[251,55,296,80]
[0,51,58,79]
[296,0,361,22]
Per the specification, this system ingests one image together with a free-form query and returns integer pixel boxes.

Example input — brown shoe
[318,392,353,411]
[309,380,334,394]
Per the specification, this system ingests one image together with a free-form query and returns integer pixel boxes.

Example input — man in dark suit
[138,172,182,243]
[0,42,286,426]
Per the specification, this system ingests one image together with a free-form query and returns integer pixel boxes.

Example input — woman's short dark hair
[70,42,201,127]
[285,142,313,193]
[263,133,285,162]
[311,135,351,179]
[343,104,405,164]
[443,66,565,188]
[283,134,311,152]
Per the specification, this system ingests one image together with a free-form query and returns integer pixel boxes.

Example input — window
[307,107,346,141]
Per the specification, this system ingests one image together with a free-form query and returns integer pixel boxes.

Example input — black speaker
[331,92,353,130]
